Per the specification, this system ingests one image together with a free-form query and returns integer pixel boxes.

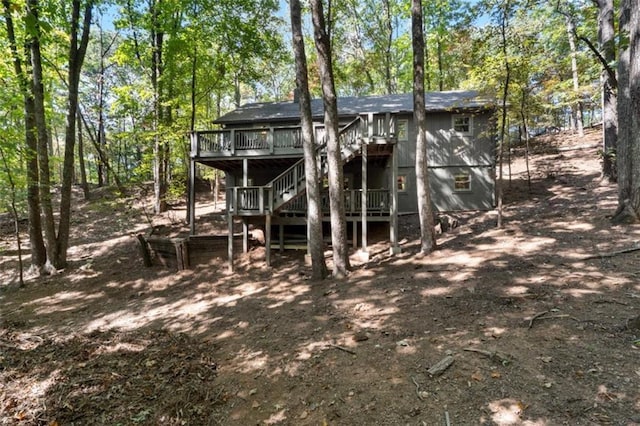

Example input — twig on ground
[593,299,629,306]
[411,376,424,401]
[444,411,451,426]
[528,311,581,329]
[581,244,640,260]
[328,344,356,355]
[462,347,511,365]
[528,311,549,329]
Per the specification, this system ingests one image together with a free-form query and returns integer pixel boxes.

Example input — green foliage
[0,0,611,216]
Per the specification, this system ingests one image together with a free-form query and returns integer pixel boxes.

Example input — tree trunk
[383,0,393,94]
[496,0,511,228]
[291,0,328,280]
[310,0,350,278]
[520,89,531,192]
[613,0,640,223]
[151,0,168,214]
[2,0,47,270]
[437,36,444,91]
[597,0,617,181]
[28,0,58,270]
[0,146,25,287]
[566,15,584,137]
[290,0,327,280]
[614,0,633,220]
[55,0,93,269]
[77,109,90,199]
[412,0,437,254]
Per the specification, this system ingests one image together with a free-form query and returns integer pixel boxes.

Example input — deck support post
[279,224,285,253]
[241,158,249,254]
[188,158,196,235]
[265,214,272,266]
[390,143,400,254]
[242,219,249,253]
[228,212,234,272]
[361,143,368,253]
[242,158,248,186]
[352,220,357,249]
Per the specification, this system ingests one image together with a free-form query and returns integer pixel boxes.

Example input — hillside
[1,127,639,425]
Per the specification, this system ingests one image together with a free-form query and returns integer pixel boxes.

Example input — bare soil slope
[1,128,639,425]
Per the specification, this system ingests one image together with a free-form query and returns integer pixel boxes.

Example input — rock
[353,332,369,342]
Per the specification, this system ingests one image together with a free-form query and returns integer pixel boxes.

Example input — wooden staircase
[228,117,364,216]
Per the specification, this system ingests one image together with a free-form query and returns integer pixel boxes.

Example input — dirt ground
[1,128,639,425]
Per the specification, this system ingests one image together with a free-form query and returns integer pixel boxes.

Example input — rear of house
[188,90,495,266]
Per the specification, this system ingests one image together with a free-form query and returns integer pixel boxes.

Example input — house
[188,90,496,269]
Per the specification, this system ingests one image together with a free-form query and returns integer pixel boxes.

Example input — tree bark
[496,0,511,228]
[291,0,328,280]
[597,0,617,181]
[613,0,640,223]
[55,0,93,269]
[310,0,350,278]
[2,0,47,269]
[566,15,585,137]
[626,1,640,215]
[27,0,58,270]
[151,0,168,214]
[77,110,90,199]
[412,0,437,254]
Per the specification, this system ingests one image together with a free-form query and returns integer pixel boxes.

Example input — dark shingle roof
[214,90,494,125]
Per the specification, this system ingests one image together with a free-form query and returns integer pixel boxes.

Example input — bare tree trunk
[0,147,24,287]
[566,15,584,137]
[616,1,632,209]
[2,0,47,270]
[383,0,394,94]
[613,0,640,222]
[55,0,93,269]
[497,0,511,228]
[77,110,90,199]
[520,90,531,192]
[310,0,350,278]
[186,43,197,223]
[291,0,328,280]
[151,0,168,214]
[79,111,125,194]
[412,0,437,254]
[437,36,444,91]
[28,0,58,269]
[597,0,617,181]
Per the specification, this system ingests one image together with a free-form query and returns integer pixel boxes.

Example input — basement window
[453,115,472,135]
[453,172,471,192]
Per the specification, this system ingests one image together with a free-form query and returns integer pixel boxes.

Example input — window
[396,119,409,141]
[397,175,407,192]
[453,173,471,192]
[453,115,472,134]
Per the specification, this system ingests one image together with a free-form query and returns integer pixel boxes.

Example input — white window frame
[452,114,473,135]
[453,172,472,192]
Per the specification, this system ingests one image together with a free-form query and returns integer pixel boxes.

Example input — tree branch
[577,33,618,89]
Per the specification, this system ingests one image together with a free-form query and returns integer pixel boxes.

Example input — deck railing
[192,126,315,157]
[221,115,396,216]
[227,186,272,215]
[281,189,390,215]
[191,113,396,158]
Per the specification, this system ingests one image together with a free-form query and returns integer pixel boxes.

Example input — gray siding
[392,110,495,212]
[429,166,495,211]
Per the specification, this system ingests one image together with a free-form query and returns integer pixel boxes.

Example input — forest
[1,0,640,424]
[0,0,638,276]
